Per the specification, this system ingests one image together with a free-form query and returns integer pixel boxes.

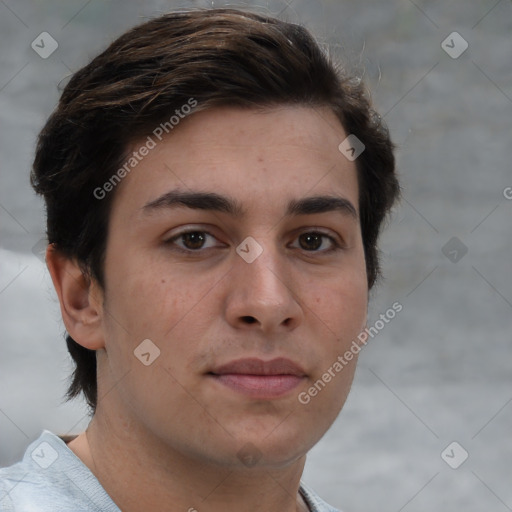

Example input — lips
[211,357,306,377]
[208,357,306,399]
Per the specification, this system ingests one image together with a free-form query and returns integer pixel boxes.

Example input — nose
[224,246,303,334]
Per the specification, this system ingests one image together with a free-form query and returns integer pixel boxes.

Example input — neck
[67,404,309,512]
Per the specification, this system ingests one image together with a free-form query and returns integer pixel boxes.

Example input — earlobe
[45,244,105,351]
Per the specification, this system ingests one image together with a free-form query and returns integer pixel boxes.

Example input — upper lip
[209,357,306,377]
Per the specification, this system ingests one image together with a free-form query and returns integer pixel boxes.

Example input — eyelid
[164,224,217,240]
[292,227,344,246]
[163,225,345,254]
[287,228,345,253]
[164,226,225,253]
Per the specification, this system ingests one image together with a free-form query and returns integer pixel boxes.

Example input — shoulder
[0,430,118,512]
[299,481,344,512]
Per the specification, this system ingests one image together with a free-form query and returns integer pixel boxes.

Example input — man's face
[95,106,368,468]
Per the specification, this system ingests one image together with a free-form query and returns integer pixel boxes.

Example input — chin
[228,425,319,469]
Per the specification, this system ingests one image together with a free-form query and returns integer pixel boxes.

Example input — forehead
[111,106,359,219]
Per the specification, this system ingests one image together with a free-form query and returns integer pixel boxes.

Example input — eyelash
[164,229,343,254]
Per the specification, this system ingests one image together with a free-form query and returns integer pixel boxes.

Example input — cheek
[102,262,221,381]
[305,270,368,339]
[107,260,207,334]
[297,271,367,414]
[100,268,212,421]
[299,357,358,432]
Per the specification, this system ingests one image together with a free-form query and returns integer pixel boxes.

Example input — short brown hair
[31,8,399,414]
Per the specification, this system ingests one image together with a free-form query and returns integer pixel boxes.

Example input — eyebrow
[287,195,357,220]
[142,190,358,220]
[142,190,244,216]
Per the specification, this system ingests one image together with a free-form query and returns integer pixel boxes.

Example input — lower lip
[209,374,304,398]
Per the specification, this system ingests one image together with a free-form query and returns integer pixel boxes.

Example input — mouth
[207,357,307,399]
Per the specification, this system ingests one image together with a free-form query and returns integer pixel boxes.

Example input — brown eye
[165,228,225,254]
[181,231,207,250]
[298,233,323,251]
[291,231,339,253]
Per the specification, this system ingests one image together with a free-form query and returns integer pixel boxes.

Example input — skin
[46,106,368,512]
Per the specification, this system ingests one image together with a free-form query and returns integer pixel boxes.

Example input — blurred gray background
[1,0,511,510]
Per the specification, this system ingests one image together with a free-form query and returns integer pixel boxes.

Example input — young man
[0,8,399,511]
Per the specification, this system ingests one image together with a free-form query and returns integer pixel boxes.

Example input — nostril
[241,316,257,324]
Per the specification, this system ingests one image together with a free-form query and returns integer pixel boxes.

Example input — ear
[45,244,105,350]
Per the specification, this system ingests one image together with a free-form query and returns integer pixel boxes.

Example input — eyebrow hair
[286,195,357,219]
[142,190,358,220]
[142,190,244,216]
